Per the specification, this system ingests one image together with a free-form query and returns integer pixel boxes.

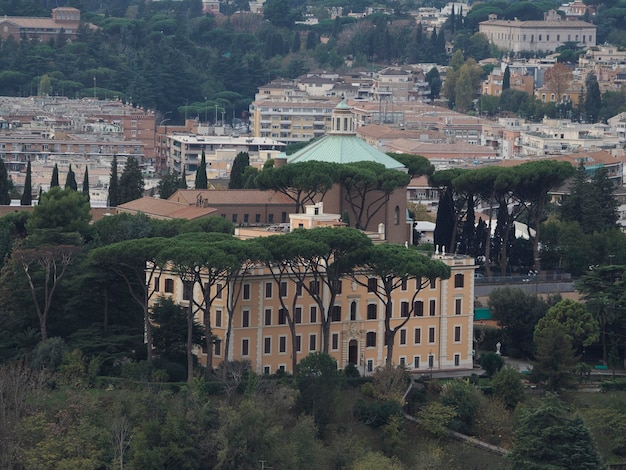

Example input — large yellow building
[151,206,476,375]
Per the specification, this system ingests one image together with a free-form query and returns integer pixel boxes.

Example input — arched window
[350,301,357,321]
[394,205,400,225]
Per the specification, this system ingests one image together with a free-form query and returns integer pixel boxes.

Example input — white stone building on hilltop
[479,10,596,53]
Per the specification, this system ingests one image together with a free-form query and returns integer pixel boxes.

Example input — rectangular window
[294,307,302,324]
[309,280,320,295]
[429,299,436,316]
[281,211,287,223]
[215,339,222,356]
[331,305,341,322]
[413,356,420,369]
[428,355,434,368]
[454,354,460,367]
[242,339,249,356]
[265,282,273,298]
[429,278,436,289]
[242,310,250,328]
[414,300,424,317]
[255,214,261,223]
[279,281,287,298]
[401,277,408,291]
[264,337,271,354]
[455,298,462,315]
[428,327,435,344]
[414,328,421,344]
[232,214,238,224]
[367,360,373,372]
[399,357,406,366]
[309,334,317,351]
[454,273,464,288]
[165,278,174,293]
[243,213,249,224]
[310,306,317,323]
[454,326,461,343]
[366,331,376,347]
[154,276,160,291]
[268,213,274,223]
[367,303,377,320]
[279,335,287,353]
[401,301,409,318]
[296,282,303,297]
[215,309,222,328]
[264,309,272,326]
[278,308,287,325]
[296,335,302,352]
[264,366,270,375]
[331,333,339,350]
[243,283,250,300]
[400,329,407,345]
[183,281,193,300]
[216,283,223,299]
[368,278,377,292]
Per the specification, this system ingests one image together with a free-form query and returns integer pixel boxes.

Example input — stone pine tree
[118,156,144,204]
[502,66,511,91]
[65,164,77,190]
[0,157,11,205]
[228,151,250,189]
[108,155,119,207]
[195,150,208,189]
[50,163,59,187]
[21,160,32,206]
[82,166,90,201]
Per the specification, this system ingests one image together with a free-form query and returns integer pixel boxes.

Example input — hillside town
[1,1,626,468]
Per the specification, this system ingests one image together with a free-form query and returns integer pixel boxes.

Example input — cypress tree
[50,163,59,187]
[229,151,250,189]
[0,157,11,205]
[82,166,90,201]
[108,155,119,207]
[118,156,144,204]
[195,150,208,189]
[20,160,32,205]
[65,163,77,190]
[502,66,511,91]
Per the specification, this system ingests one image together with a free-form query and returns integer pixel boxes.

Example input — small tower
[330,100,355,135]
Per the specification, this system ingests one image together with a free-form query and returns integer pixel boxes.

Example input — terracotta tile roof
[168,189,296,206]
[117,196,218,220]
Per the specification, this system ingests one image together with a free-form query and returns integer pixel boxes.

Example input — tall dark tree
[64,164,77,191]
[425,67,442,100]
[180,168,188,189]
[0,158,10,205]
[502,66,511,91]
[20,160,32,206]
[118,157,144,205]
[228,151,250,189]
[108,156,119,207]
[584,72,602,123]
[592,166,619,230]
[82,167,90,201]
[158,170,183,199]
[50,163,59,188]
[195,150,208,190]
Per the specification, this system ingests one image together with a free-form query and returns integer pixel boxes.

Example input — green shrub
[353,399,403,428]
[30,337,66,372]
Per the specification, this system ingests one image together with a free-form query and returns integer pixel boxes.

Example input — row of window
[240,325,463,358]
[158,273,468,299]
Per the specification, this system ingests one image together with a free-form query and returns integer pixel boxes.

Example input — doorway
[348,339,358,365]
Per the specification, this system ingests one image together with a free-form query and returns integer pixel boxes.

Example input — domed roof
[286,101,405,170]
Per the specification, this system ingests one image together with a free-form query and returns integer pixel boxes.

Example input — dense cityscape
[0,0,626,468]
